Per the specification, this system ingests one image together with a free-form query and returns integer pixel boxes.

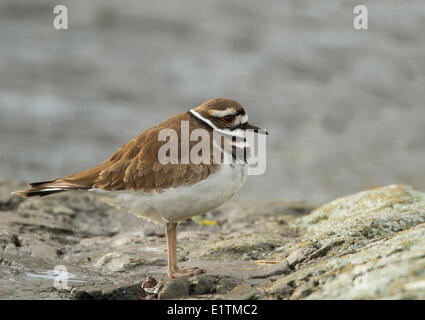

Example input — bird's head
[190,98,268,136]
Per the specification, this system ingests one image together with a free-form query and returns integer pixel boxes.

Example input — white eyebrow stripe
[207,108,236,117]
[240,114,248,124]
[189,109,245,139]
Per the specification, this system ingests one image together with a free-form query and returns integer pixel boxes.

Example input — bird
[13,98,268,278]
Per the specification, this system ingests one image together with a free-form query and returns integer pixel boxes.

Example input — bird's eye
[222,115,235,124]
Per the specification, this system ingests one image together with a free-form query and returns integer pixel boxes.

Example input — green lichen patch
[269,222,425,299]
[291,185,425,256]
[197,234,292,261]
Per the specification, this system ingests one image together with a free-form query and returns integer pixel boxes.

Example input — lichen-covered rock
[250,260,290,279]
[293,184,425,255]
[268,185,425,299]
[304,223,425,299]
[193,234,292,261]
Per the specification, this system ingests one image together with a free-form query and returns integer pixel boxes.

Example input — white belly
[100,164,247,224]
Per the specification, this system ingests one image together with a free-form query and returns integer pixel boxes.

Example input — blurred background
[0,0,424,204]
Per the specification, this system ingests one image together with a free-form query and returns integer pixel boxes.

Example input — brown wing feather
[13,109,226,198]
[60,111,219,193]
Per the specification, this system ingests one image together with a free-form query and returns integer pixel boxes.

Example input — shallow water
[26,270,87,283]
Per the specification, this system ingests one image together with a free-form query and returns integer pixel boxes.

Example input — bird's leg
[165,222,204,278]
[171,222,205,276]
[165,222,178,278]
[171,223,184,273]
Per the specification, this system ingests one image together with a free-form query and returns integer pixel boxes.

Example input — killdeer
[13,98,268,278]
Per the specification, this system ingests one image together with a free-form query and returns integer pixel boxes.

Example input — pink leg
[165,222,205,278]
[167,223,204,278]
[165,222,177,278]
[172,224,183,273]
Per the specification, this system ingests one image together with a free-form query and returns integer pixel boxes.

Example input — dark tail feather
[12,179,89,198]
[28,180,56,188]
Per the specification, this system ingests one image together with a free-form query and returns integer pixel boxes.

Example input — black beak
[240,123,269,135]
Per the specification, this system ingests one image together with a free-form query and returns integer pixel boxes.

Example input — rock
[0,196,23,211]
[193,234,293,261]
[293,184,425,255]
[203,275,240,295]
[289,282,312,300]
[157,275,240,299]
[220,284,264,300]
[250,260,290,279]
[272,185,425,299]
[267,280,294,298]
[304,224,425,299]
[4,243,19,256]
[286,246,316,267]
[71,283,146,300]
[158,277,190,300]
[95,252,145,272]
[190,275,221,295]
